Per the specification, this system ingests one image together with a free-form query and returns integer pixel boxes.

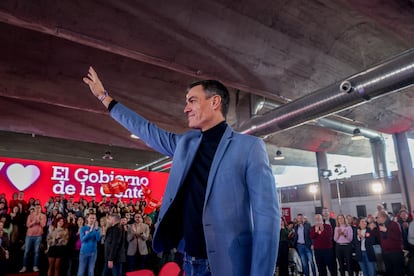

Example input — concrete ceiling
[1,0,414,171]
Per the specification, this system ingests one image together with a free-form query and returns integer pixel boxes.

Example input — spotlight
[320,169,332,178]
[351,128,365,140]
[334,164,347,175]
[274,150,285,160]
[102,151,113,160]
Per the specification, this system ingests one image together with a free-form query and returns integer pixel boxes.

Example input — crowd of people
[0,191,180,276]
[1,189,414,276]
[276,204,414,276]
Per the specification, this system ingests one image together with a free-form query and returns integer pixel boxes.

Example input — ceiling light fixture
[102,151,113,160]
[320,169,332,178]
[273,150,285,160]
[351,128,365,140]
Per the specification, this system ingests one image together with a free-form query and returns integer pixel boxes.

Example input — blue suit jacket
[111,103,280,276]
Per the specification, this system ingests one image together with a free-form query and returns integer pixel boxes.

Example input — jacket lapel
[204,126,233,207]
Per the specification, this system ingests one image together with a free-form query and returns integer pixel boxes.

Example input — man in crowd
[397,209,411,252]
[103,213,126,276]
[310,214,336,276]
[294,213,316,276]
[376,210,404,276]
[83,66,280,276]
[322,207,337,273]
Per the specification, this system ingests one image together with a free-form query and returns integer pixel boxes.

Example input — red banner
[0,157,169,205]
[282,207,291,223]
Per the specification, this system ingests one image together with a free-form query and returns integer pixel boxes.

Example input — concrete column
[316,151,332,210]
[393,132,414,210]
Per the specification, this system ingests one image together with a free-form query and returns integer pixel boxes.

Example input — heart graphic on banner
[0,162,4,171]
[6,163,41,191]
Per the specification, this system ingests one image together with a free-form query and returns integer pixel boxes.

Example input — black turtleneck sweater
[180,121,227,258]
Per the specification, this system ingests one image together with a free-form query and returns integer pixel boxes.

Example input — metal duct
[250,89,389,179]
[314,118,381,139]
[370,137,390,179]
[240,48,414,136]
[134,156,170,171]
[318,120,390,179]
[250,95,382,139]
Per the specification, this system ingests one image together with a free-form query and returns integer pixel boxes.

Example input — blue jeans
[77,252,97,276]
[127,255,136,272]
[102,262,123,276]
[183,254,211,276]
[23,236,42,267]
[297,244,316,276]
[358,251,376,276]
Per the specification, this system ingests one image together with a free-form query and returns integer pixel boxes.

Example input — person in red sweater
[375,210,404,276]
[310,214,337,276]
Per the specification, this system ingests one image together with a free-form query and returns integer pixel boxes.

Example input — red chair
[159,262,182,276]
[126,269,155,276]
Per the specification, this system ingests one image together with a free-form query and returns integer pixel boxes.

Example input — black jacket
[104,223,126,263]
[353,228,378,262]
[294,222,313,249]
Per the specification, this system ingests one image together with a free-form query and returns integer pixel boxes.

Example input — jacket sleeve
[246,139,280,276]
[384,222,402,242]
[141,224,150,241]
[310,226,317,239]
[110,103,181,157]
[95,227,101,242]
[126,225,135,242]
[80,226,92,243]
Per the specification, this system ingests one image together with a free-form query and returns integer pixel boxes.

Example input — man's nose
[184,104,190,113]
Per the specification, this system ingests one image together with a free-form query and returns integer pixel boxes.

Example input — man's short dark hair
[110,213,121,221]
[187,80,230,117]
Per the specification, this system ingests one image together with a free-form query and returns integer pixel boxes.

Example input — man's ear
[211,95,221,110]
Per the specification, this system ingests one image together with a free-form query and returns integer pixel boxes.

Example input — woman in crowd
[0,215,12,241]
[95,216,107,276]
[277,217,292,276]
[10,205,24,243]
[334,214,353,276]
[353,217,377,276]
[9,205,25,272]
[47,208,60,229]
[78,212,100,276]
[46,217,69,276]
[67,216,84,276]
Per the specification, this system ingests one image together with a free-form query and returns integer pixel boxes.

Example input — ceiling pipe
[313,118,381,140]
[250,94,382,139]
[134,156,170,171]
[240,48,414,136]
[250,83,391,180]
[151,160,173,172]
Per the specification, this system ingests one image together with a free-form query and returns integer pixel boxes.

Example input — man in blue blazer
[83,67,280,276]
